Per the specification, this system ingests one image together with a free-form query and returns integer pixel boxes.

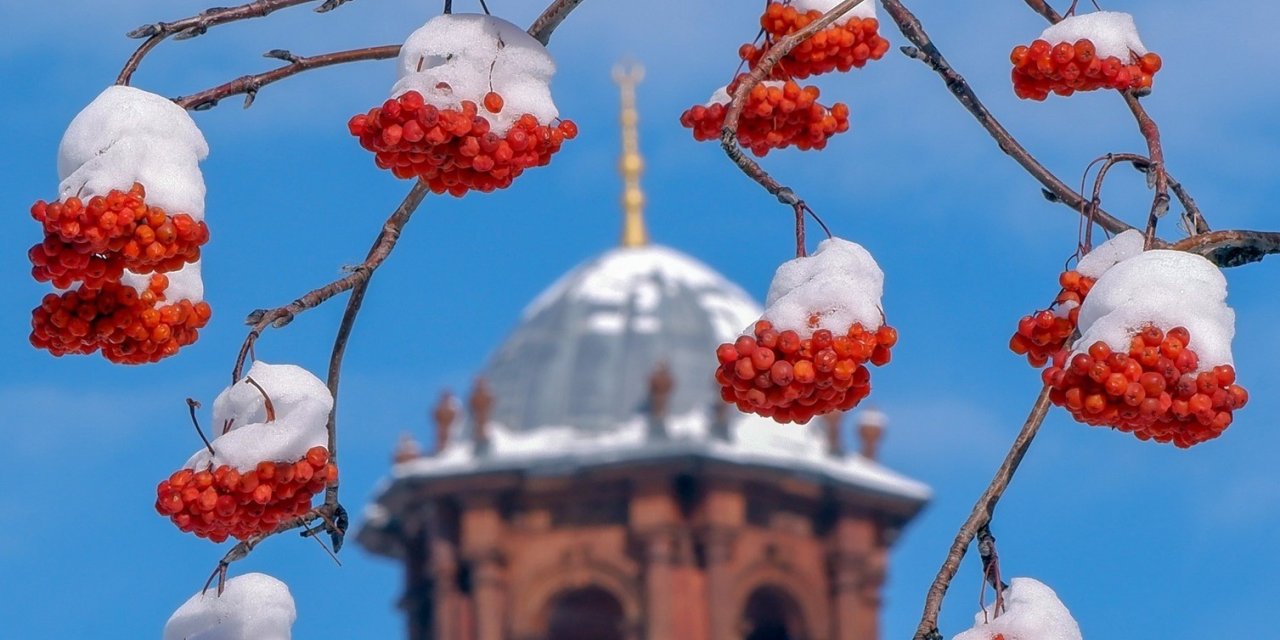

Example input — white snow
[761,237,885,337]
[164,573,296,640]
[954,577,1082,640]
[1075,250,1234,370]
[391,408,930,501]
[1075,229,1144,279]
[120,260,205,303]
[792,0,877,22]
[1039,11,1149,60]
[57,86,208,220]
[393,13,559,135]
[185,361,333,473]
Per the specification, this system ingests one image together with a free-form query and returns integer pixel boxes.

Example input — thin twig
[186,398,216,457]
[976,524,1007,619]
[528,0,587,45]
[117,0,353,86]
[243,376,277,422]
[207,504,342,583]
[881,0,1134,236]
[914,387,1053,640]
[231,180,430,382]
[175,45,400,111]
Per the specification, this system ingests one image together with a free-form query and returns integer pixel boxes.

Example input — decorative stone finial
[822,411,845,457]
[432,390,457,454]
[393,432,423,464]
[858,408,887,460]
[612,61,648,248]
[469,378,494,455]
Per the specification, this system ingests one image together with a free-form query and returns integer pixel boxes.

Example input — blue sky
[1,0,1277,638]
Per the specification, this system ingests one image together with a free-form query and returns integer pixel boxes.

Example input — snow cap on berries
[793,0,877,22]
[392,13,559,135]
[953,577,1082,640]
[1039,11,1149,60]
[1074,229,1144,279]
[121,260,206,303]
[185,361,333,473]
[58,86,209,179]
[760,237,884,336]
[163,572,296,640]
[1075,249,1235,370]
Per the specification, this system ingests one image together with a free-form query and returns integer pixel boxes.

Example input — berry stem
[243,376,277,423]
[186,398,216,458]
[912,386,1052,640]
[116,0,355,87]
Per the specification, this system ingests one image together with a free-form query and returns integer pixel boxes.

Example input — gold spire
[613,61,648,248]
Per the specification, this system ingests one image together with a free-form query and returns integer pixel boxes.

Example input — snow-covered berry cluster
[739,1,890,79]
[716,238,894,424]
[349,14,576,196]
[1011,11,1162,100]
[680,78,849,155]
[157,362,338,541]
[954,578,1082,640]
[681,0,878,156]
[1041,247,1247,447]
[29,86,212,364]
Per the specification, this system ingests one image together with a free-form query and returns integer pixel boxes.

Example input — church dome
[483,244,759,434]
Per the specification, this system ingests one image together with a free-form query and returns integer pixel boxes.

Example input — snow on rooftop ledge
[164,572,296,640]
[1039,11,1149,60]
[953,577,1082,640]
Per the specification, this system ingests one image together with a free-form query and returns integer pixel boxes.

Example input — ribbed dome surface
[482,245,759,434]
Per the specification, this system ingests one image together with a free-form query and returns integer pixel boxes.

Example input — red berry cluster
[29,183,208,290]
[679,76,850,156]
[1010,38,1162,100]
[714,319,897,424]
[738,3,890,79]
[30,272,212,364]
[1042,326,1249,447]
[348,90,578,197]
[1008,270,1096,367]
[155,446,339,543]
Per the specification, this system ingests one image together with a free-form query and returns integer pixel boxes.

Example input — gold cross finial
[613,61,648,248]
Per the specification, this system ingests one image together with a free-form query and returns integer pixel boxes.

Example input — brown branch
[880,0,1133,236]
[117,0,354,86]
[206,503,343,592]
[175,45,400,111]
[1171,230,1280,268]
[231,180,430,382]
[528,0,587,45]
[914,386,1052,640]
[719,0,866,232]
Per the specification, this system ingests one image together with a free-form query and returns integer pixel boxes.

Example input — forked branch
[176,45,400,111]
[118,0,355,86]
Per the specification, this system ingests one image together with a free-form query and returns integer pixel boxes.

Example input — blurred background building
[357,64,928,640]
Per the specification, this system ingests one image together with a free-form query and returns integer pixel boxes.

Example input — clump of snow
[1075,249,1234,370]
[954,577,1082,640]
[760,237,885,336]
[1039,11,1149,60]
[56,86,208,219]
[120,260,205,303]
[392,14,559,135]
[185,361,333,472]
[1075,229,1144,279]
[793,0,877,22]
[164,572,296,640]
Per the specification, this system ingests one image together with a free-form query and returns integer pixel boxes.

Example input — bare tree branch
[175,45,400,111]
[914,387,1053,640]
[1171,230,1280,268]
[117,0,355,86]
[880,0,1134,236]
[232,180,430,382]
